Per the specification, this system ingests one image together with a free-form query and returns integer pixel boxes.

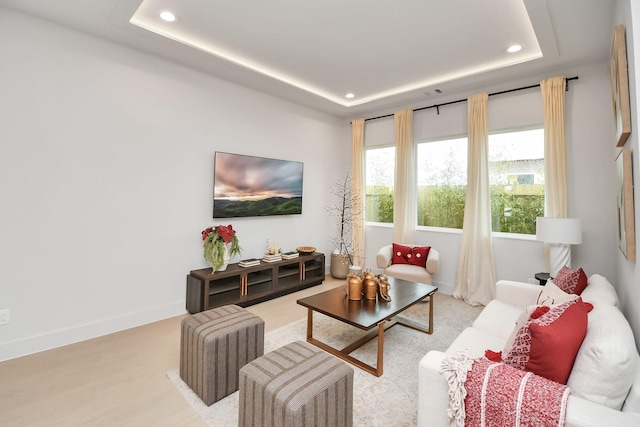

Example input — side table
[535,272,550,286]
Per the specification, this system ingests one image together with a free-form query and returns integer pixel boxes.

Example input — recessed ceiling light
[345,93,355,99]
[506,44,523,53]
[159,11,176,22]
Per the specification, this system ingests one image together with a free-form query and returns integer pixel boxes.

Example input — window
[365,147,394,223]
[488,128,544,234]
[416,128,544,234]
[367,128,544,235]
[417,137,468,228]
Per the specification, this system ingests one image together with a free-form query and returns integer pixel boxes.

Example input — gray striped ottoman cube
[239,340,354,427]
[180,305,264,406]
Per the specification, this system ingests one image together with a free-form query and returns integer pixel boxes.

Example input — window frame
[364,125,545,240]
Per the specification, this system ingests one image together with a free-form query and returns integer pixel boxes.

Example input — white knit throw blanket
[441,350,570,427]
[441,350,480,426]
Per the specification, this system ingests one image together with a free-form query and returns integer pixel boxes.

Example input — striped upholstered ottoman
[238,340,354,427]
[180,305,264,406]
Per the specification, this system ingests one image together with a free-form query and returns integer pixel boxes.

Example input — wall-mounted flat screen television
[213,152,303,218]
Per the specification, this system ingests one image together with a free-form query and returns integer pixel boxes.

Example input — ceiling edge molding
[524,0,559,59]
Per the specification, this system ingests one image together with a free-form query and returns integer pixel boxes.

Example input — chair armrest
[376,245,392,269]
[426,248,439,275]
[495,280,542,308]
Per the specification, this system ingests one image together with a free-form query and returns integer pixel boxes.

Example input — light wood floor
[0,276,344,427]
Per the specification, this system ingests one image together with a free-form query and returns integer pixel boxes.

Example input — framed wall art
[616,148,635,262]
[610,24,631,147]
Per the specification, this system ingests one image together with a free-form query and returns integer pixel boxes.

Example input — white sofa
[376,244,439,284]
[418,275,640,427]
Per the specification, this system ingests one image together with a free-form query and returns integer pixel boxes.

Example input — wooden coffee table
[296,277,438,377]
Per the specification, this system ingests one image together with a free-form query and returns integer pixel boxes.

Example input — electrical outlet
[0,309,9,325]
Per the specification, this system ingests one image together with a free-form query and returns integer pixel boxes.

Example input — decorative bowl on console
[296,246,316,255]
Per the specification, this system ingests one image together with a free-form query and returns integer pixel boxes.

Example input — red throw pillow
[527,300,590,384]
[391,243,411,264]
[554,266,588,295]
[391,244,431,267]
[408,246,431,268]
[501,299,592,384]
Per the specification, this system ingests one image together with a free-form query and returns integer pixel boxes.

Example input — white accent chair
[376,244,439,284]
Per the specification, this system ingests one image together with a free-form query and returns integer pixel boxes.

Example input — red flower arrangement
[201,225,241,272]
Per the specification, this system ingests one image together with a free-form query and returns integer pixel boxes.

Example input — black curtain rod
[362,76,579,122]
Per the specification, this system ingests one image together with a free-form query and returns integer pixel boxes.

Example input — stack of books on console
[239,258,260,268]
[263,253,282,263]
[281,251,299,260]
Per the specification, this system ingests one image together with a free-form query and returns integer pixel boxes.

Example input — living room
[1,0,639,425]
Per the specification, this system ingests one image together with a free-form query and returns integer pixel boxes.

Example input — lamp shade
[536,217,582,245]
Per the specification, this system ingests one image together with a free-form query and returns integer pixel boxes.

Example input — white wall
[0,9,349,361]
[362,62,618,296]
[614,0,640,350]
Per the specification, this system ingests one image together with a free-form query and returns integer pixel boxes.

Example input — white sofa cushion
[567,304,640,410]
[445,327,506,357]
[495,280,544,308]
[383,263,432,284]
[623,370,640,413]
[471,299,522,339]
[581,274,620,307]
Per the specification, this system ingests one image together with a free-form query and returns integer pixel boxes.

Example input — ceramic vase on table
[212,245,231,273]
[330,253,350,279]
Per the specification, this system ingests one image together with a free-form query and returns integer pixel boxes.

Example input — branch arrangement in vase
[325,171,362,266]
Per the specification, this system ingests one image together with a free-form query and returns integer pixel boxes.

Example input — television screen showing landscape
[213,152,303,218]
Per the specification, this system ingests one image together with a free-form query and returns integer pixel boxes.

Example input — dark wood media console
[186,252,325,313]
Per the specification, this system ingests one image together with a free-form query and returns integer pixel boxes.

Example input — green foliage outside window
[365,187,394,223]
[376,183,543,234]
[490,185,544,234]
[418,185,466,228]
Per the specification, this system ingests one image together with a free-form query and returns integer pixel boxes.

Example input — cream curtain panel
[351,118,365,267]
[393,109,416,244]
[541,76,567,217]
[454,93,496,306]
[541,76,568,271]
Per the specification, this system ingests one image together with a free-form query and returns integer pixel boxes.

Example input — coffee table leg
[306,308,313,340]
[394,292,435,335]
[376,321,384,376]
[428,293,434,334]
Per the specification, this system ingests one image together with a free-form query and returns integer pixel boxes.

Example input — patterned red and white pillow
[553,266,588,295]
[536,280,579,306]
[495,298,592,384]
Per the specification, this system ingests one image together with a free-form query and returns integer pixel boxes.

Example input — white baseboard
[0,301,186,362]
[433,280,455,296]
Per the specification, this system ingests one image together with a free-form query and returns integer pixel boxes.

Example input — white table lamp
[536,217,582,277]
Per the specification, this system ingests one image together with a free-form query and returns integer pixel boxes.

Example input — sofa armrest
[426,248,439,275]
[376,245,392,269]
[495,280,542,308]
[566,395,640,427]
[417,351,451,427]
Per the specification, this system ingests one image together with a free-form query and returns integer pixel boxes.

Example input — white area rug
[167,294,482,426]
